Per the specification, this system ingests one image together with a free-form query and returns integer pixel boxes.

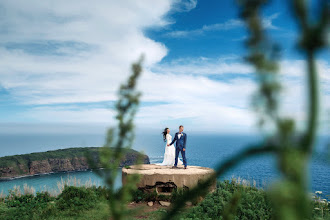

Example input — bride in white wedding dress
[157,128,183,166]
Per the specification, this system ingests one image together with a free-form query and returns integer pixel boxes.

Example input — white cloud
[262,13,280,30]
[143,56,329,133]
[24,106,115,123]
[151,55,254,75]
[0,1,329,135]
[165,13,280,38]
[171,0,197,12]
[165,19,244,38]
[0,0,173,43]
[0,0,172,105]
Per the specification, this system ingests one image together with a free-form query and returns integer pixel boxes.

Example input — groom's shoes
[184,166,187,169]
[172,166,178,169]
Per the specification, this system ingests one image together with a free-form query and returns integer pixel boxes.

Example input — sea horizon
[0,133,329,199]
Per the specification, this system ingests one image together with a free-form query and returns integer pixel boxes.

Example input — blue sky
[0,0,329,134]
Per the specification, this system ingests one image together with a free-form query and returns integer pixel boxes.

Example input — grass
[0,175,328,219]
[0,198,111,220]
[42,201,111,220]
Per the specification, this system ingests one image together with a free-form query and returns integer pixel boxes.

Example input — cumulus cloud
[0,1,328,134]
[0,0,172,105]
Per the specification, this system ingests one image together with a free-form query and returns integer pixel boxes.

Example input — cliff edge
[0,147,149,179]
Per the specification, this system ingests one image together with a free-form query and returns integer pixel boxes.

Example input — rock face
[28,157,90,175]
[0,147,150,179]
[122,164,216,195]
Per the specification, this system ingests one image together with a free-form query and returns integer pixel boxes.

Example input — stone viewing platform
[122,164,216,195]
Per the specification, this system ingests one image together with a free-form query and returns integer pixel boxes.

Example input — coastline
[0,169,89,181]
[0,147,150,180]
[0,167,121,181]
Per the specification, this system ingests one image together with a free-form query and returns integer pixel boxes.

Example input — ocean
[0,133,329,198]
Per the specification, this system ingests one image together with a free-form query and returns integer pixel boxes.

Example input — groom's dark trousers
[175,147,187,167]
[170,132,187,167]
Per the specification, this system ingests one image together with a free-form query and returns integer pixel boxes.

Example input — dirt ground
[127,201,170,219]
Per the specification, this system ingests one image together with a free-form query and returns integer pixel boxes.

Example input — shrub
[182,180,273,220]
[5,191,54,208]
[171,188,185,203]
[311,192,330,219]
[132,189,158,202]
[56,185,98,213]
[171,187,199,205]
[131,188,172,202]
[3,191,55,220]
[90,185,110,200]
[132,189,144,202]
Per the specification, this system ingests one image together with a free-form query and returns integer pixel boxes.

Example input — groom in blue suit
[168,125,187,169]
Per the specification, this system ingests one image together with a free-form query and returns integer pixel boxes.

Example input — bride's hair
[162,128,169,142]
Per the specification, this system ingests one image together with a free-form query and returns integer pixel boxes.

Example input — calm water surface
[0,133,329,199]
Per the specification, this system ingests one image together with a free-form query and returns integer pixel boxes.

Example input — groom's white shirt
[178,132,183,139]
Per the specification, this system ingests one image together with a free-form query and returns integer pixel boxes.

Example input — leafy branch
[292,0,329,153]
[163,0,329,219]
[163,144,277,219]
[83,0,328,219]
[85,55,144,220]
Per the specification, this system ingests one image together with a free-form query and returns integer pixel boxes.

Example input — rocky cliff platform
[122,164,216,195]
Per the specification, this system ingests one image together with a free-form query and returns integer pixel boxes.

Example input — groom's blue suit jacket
[170,132,187,150]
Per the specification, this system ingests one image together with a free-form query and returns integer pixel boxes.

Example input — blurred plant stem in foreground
[163,0,329,219]
[86,56,144,220]
[83,0,328,219]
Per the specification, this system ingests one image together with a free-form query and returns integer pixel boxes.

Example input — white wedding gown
[157,134,183,166]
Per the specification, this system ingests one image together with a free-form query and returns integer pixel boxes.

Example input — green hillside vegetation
[0,178,328,220]
[0,147,103,167]
[0,147,148,176]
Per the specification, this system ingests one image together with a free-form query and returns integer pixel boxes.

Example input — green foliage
[56,185,98,213]
[173,180,329,220]
[5,191,53,208]
[236,1,329,219]
[132,189,157,202]
[0,183,328,219]
[312,191,330,219]
[162,0,329,219]
[0,185,113,220]
[85,56,144,220]
[181,180,272,220]
[158,194,171,202]
[0,147,100,167]
[0,147,145,178]
[3,191,55,220]
[1,0,324,219]
[170,188,187,203]
[0,202,10,219]
[89,185,110,200]
[131,189,144,202]
[131,189,172,203]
